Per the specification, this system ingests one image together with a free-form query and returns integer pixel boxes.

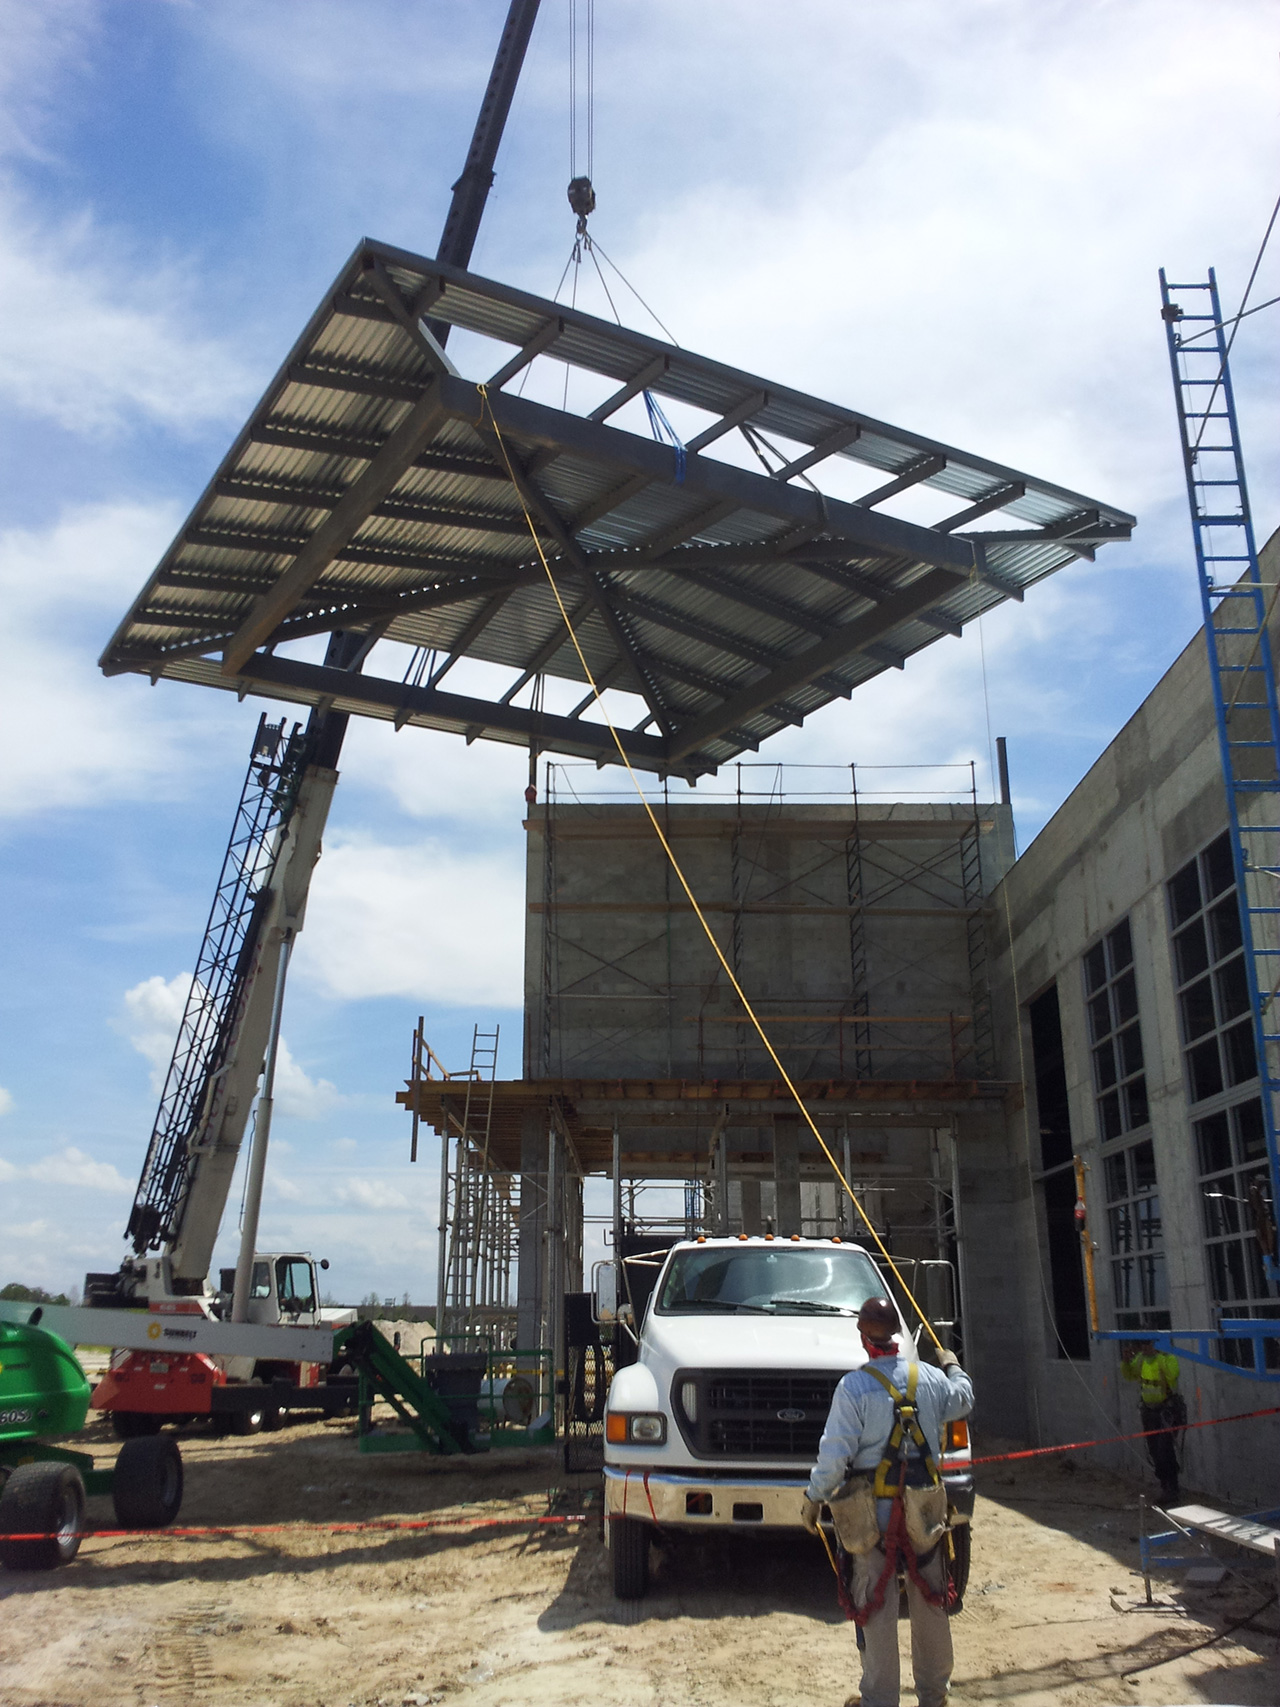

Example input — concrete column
[740,1176,763,1235]
[773,1112,802,1234]
[516,1104,547,1351]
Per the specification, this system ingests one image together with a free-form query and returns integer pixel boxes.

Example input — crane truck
[14,2,550,1428]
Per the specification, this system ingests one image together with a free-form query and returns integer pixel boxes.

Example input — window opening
[1028,984,1090,1358]
[1103,1137,1168,1331]
[1084,917,1148,1141]
[1168,831,1255,1104]
[1195,1097,1280,1367]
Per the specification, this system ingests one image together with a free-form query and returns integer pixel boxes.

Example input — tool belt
[828,1464,948,1557]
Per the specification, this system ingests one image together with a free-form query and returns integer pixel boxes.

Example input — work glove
[936,1347,961,1371]
[800,1496,822,1534]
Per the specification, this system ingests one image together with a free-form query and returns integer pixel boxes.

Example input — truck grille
[673,1368,843,1459]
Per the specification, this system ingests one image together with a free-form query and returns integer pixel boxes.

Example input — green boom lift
[0,1312,182,1570]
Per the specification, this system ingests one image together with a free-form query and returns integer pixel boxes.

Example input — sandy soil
[1,1412,1275,1707]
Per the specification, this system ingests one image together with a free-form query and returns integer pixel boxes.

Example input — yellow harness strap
[863,1362,941,1496]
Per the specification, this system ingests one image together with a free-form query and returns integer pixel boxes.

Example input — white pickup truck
[602,1234,974,1599]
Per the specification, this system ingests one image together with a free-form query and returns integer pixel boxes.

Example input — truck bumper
[604,1465,809,1533]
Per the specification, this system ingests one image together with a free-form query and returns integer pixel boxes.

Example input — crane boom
[99,0,544,1310]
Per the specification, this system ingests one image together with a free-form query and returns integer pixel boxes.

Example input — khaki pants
[851,1542,952,1707]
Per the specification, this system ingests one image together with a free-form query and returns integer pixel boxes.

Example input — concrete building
[989,529,1280,1505]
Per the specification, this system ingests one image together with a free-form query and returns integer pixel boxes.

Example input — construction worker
[1120,1337,1182,1503]
[801,1297,973,1707]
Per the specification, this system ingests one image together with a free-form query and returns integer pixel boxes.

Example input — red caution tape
[2,1512,589,1544]
[970,1404,1280,1466]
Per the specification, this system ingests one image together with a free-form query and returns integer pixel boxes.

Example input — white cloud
[0,502,251,822]
[120,973,339,1117]
[337,1178,410,1212]
[0,189,253,436]
[0,1085,13,1116]
[0,1156,16,1182]
[22,1146,130,1193]
[295,832,525,1006]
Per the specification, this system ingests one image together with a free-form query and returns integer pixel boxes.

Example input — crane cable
[475,383,945,1353]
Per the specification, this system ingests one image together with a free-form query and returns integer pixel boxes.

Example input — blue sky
[1,0,1277,1303]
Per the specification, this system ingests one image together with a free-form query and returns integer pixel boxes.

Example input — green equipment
[0,1313,182,1571]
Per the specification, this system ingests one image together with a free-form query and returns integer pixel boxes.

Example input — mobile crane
[0,2,548,1436]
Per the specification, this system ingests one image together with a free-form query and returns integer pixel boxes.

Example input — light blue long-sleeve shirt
[805,1353,974,1505]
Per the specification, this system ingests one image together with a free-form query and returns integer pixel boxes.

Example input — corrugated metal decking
[101,239,1135,776]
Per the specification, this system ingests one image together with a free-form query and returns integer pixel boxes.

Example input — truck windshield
[655,1246,884,1316]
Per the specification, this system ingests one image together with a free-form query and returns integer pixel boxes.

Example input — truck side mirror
[319,1259,330,1270]
[592,1260,619,1323]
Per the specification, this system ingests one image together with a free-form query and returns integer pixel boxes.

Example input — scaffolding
[411,1021,517,1347]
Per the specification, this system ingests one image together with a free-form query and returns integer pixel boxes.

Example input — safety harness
[843,1362,954,1625]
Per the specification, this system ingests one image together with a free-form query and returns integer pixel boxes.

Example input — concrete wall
[989,531,1280,1505]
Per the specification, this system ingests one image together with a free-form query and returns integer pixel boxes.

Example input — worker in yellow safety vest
[1120,1338,1183,1503]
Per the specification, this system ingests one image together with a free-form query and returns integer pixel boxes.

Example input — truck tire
[0,1462,86,1570]
[948,1523,971,1613]
[230,1401,268,1435]
[112,1435,183,1529]
[611,1516,650,1599]
[112,1410,162,1439]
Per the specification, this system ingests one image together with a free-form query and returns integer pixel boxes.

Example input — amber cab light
[606,1413,628,1444]
[947,1419,970,1452]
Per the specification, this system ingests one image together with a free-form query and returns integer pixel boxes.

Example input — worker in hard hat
[1120,1337,1183,1504]
[801,1297,973,1707]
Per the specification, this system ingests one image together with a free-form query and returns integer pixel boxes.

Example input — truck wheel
[948,1523,971,1613]
[0,1462,86,1570]
[230,1402,267,1435]
[611,1516,650,1599]
[112,1436,183,1529]
[111,1411,162,1439]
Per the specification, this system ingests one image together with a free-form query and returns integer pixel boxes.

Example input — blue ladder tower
[1160,267,1280,1288]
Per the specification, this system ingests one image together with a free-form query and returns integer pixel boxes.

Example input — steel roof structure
[102,239,1134,777]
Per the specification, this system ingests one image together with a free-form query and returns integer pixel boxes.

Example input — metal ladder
[1160,267,1280,1283]
[436,1025,509,1345]
[126,715,305,1253]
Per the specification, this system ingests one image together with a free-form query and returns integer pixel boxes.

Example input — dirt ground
[1,1410,1276,1707]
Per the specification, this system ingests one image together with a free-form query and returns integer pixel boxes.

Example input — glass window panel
[1118,1023,1145,1077]
[1168,860,1202,927]
[1114,969,1139,1024]
[1215,955,1250,1023]
[1203,832,1235,899]
[1107,918,1134,973]
[1135,1195,1162,1248]
[1180,976,1216,1042]
[1108,1204,1133,1253]
[1210,1239,1250,1303]
[1088,992,1112,1043]
[1189,1037,1224,1102]
[1125,1078,1150,1130]
[1084,943,1107,993]
[1140,1252,1168,1308]
[1174,919,1209,985]
[1201,1182,1239,1238]
[1224,1019,1257,1087]
[1209,897,1243,961]
[1130,1140,1157,1191]
[1099,1090,1123,1140]
[1094,1038,1118,1090]
[1112,1256,1136,1308]
[1104,1153,1129,1202]
[1234,1099,1266,1162]
[1196,1111,1231,1174]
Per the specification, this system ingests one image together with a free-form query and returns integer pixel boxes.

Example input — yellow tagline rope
[476,384,942,1350]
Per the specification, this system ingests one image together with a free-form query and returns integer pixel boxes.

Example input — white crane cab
[601,1235,974,1600]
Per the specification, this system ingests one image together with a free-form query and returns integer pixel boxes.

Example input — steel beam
[232,652,689,771]
[221,383,452,673]
[667,567,965,760]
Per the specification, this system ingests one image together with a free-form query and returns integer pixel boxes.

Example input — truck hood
[641,1310,870,1373]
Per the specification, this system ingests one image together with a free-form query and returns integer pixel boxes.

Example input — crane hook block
[567,176,596,223]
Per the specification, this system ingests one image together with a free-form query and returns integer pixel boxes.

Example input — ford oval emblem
[777,1407,806,1422]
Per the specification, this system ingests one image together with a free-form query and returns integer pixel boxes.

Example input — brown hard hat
[857,1297,900,1342]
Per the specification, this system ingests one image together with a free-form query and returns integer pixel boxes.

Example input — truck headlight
[606,1411,667,1444]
